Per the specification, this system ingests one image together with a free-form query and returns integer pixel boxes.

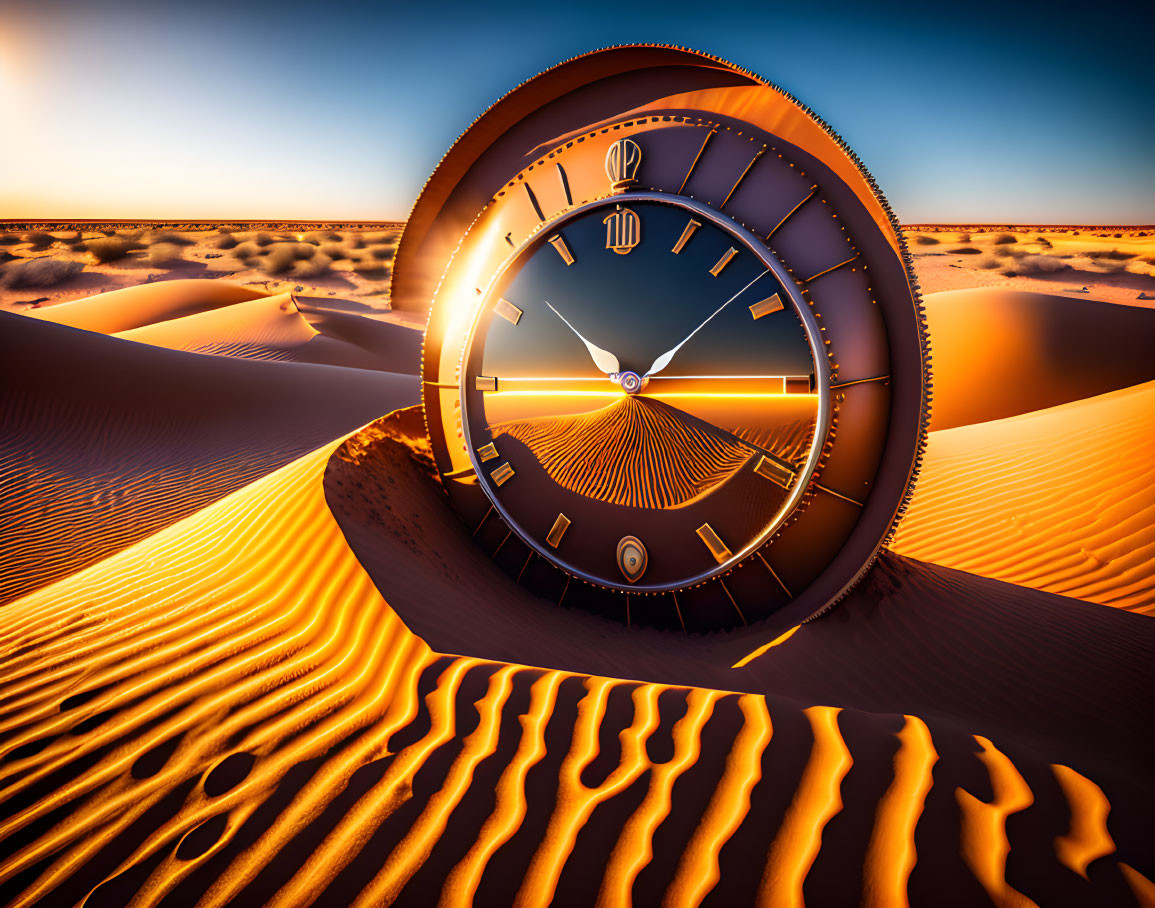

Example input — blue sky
[2,0,1152,222]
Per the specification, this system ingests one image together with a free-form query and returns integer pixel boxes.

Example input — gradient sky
[1,0,1152,223]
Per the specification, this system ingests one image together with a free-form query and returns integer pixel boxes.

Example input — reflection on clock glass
[463,198,823,591]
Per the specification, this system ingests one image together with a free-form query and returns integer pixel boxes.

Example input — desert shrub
[258,242,314,274]
[347,235,365,249]
[231,242,264,264]
[23,231,54,250]
[1004,254,1066,275]
[293,253,332,278]
[214,232,238,249]
[913,235,939,246]
[0,250,15,264]
[1,258,84,287]
[147,230,194,246]
[319,241,347,260]
[992,233,1017,245]
[147,243,183,266]
[975,256,1002,270]
[957,232,972,243]
[0,233,20,246]
[948,247,982,254]
[1034,236,1052,247]
[992,246,1020,259]
[85,236,144,263]
[302,230,340,244]
[352,260,388,279]
[368,245,395,261]
[235,231,273,246]
[1086,249,1136,261]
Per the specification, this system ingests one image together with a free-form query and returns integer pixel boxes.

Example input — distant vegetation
[85,236,145,263]
[1,258,84,288]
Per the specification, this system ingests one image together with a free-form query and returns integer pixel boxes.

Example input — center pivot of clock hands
[610,371,648,394]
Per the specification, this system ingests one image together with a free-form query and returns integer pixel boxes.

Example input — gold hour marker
[709,247,738,277]
[475,375,497,391]
[754,455,795,488]
[547,234,575,266]
[546,513,571,548]
[749,294,784,319]
[696,524,732,563]
[477,442,498,463]
[671,218,701,254]
[494,298,522,325]
[491,462,515,486]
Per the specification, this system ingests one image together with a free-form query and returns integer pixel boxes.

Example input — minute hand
[644,269,770,378]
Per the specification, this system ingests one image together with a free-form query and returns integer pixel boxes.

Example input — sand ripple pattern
[0,442,1147,906]
[892,381,1155,614]
[492,397,753,509]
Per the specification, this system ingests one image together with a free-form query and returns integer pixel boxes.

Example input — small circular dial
[461,196,826,592]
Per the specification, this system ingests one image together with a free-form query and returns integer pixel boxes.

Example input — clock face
[410,47,929,634]
[461,196,826,592]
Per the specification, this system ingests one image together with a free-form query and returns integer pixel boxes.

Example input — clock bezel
[457,190,832,595]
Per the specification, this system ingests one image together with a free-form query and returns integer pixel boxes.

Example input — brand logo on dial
[616,536,648,583]
[605,138,642,192]
[603,206,641,255]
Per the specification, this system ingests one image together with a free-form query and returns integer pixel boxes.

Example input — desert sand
[0,227,1152,906]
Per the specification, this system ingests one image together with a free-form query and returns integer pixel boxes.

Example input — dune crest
[923,289,1155,430]
[492,397,755,509]
[892,380,1155,614]
[26,279,267,334]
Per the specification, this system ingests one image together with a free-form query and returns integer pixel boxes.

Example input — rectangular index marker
[754,455,795,488]
[749,293,784,319]
[709,247,739,276]
[696,523,732,564]
[494,298,522,325]
[546,513,571,548]
[671,218,702,254]
[475,376,498,391]
[547,234,575,265]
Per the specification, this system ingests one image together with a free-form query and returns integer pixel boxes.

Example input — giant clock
[398,46,930,634]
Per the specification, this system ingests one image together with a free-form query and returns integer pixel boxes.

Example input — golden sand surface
[0,243,1152,904]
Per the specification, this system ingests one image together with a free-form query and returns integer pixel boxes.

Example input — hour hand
[545,301,620,375]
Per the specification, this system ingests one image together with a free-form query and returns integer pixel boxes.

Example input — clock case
[399,45,931,634]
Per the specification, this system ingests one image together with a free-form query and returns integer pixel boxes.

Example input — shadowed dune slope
[26,280,268,334]
[923,290,1155,430]
[114,293,414,372]
[0,431,1150,907]
[892,381,1155,615]
[0,311,418,605]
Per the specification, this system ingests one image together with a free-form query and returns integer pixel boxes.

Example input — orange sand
[892,381,1155,614]
[0,270,1151,905]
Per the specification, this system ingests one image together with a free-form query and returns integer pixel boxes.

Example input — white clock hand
[545,301,621,376]
[644,269,770,378]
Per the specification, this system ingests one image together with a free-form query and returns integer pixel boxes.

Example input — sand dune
[923,289,1155,430]
[892,380,1155,615]
[0,413,1150,906]
[492,397,755,509]
[115,292,414,372]
[0,311,418,605]
[26,279,268,334]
